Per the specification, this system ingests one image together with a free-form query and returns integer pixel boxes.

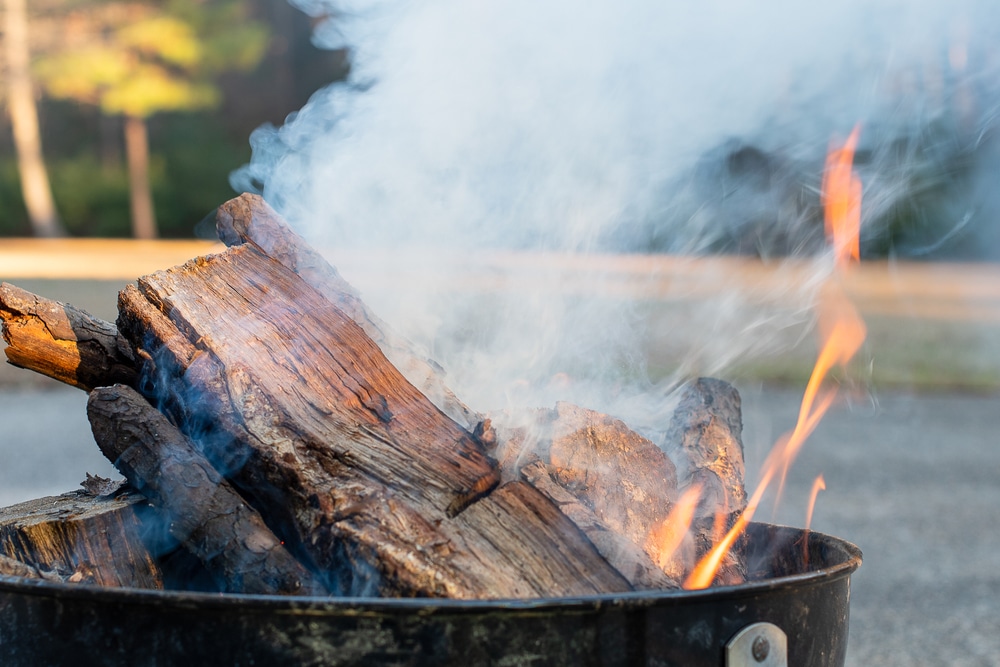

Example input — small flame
[803,474,826,567]
[648,484,702,571]
[805,474,826,530]
[822,125,862,267]
[683,127,866,590]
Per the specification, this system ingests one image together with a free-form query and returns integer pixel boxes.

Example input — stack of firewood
[0,195,746,597]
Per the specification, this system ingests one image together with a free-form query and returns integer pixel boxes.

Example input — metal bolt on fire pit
[726,622,787,667]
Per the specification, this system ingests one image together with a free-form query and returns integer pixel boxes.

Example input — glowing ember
[683,128,867,590]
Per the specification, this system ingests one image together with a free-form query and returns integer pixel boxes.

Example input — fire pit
[0,520,858,666]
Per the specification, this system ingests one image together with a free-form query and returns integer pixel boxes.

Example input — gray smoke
[232,0,1000,422]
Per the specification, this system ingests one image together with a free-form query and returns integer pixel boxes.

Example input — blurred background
[0,0,348,239]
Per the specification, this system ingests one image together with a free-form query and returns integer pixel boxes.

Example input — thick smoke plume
[233,0,1000,425]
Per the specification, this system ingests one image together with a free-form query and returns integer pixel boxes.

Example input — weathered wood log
[0,282,137,390]
[116,242,630,598]
[215,193,477,429]
[662,377,748,585]
[87,384,329,596]
[0,491,162,588]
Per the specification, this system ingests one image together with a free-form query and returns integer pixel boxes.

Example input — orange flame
[683,127,866,590]
[822,125,862,267]
[649,484,702,570]
[803,474,827,567]
[805,474,826,530]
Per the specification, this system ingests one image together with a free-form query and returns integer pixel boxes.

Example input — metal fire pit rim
[0,522,861,617]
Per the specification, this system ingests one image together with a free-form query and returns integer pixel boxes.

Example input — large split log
[116,242,631,598]
[215,194,476,429]
[87,384,329,596]
[0,282,137,390]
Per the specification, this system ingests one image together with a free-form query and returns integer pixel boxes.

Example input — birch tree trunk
[2,0,65,237]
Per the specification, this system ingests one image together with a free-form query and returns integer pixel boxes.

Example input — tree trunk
[124,114,157,239]
[2,0,65,237]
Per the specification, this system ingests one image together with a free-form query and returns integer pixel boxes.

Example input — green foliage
[0,113,249,237]
[34,1,269,119]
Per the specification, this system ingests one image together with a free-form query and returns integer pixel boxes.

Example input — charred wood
[490,403,685,586]
[0,491,161,588]
[663,377,748,585]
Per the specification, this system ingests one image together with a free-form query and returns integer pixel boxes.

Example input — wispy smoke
[232,0,1000,422]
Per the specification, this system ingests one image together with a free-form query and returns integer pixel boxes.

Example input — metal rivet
[751,635,770,662]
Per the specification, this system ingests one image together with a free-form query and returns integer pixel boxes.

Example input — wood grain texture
[215,193,477,429]
[662,377,748,585]
[0,491,161,588]
[490,403,684,587]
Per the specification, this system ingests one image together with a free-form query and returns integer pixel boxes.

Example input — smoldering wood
[489,403,686,586]
[87,384,329,596]
[116,242,630,598]
[0,282,137,391]
[0,491,162,588]
[215,193,477,429]
[663,377,748,585]
[519,461,678,589]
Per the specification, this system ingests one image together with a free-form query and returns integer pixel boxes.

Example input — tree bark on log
[0,282,137,390]
[116,242,631,598]
[88,384,329,596]
[215,193,477,429]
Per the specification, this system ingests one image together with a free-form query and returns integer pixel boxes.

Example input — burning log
[0,282,137,390]
[663,377,748,584]
[488,398,744,586]
[87,384,329,596]
[115,241,630,597]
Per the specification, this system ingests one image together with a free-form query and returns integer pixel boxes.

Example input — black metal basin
[0,523,860,667]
